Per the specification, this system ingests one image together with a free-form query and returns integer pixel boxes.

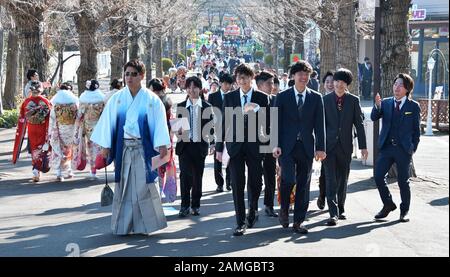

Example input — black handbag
[101,167,114,206]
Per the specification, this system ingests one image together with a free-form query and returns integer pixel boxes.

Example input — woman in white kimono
[91,60,171,236]
[49,83,79,182]
[72,80,105,179]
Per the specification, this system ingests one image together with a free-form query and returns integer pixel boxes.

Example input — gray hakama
[111,139,167,235]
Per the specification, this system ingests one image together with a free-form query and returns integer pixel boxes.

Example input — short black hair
[185,76,202,89]
[148,78,166,92]
[110,78,123,90]
[219,73,233,84]
[288,79,295,87]
[26,69,38,80]
[322,70,334,84]
[234,63,254,78]
[60,82,72,90]
[123,59,145,74]
[88,79,100,91]
[289,60,313,76]
[273,76,280,85]
[255,71,274,85]
[333,68,353,86]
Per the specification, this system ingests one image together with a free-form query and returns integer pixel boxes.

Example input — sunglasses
[125,71,139,77]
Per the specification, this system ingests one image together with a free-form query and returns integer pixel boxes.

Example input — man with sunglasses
[91,59,171,236]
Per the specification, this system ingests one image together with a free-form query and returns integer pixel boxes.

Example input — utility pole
[372,0,381,176]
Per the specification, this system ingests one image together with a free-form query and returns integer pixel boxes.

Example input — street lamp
[425,55,436,136]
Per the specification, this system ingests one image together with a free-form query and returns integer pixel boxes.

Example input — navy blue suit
[275,87,325,223]
[371,97,421,214]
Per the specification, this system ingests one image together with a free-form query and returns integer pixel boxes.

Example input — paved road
[0,93,448,257]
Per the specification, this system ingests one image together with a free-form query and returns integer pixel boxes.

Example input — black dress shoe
[293,222,308,234]
[278,209,289,228]
[226,183,232,191]
[400,211,410,222]
[265,206,278,217]
[326,217,338,226]
[338,213,347,220]
[374,203,397,219]
[191,207,200,216]
[317,197,325,210]
[178,207,190,218]
[216,186,224,193]
[233,225,246,236]
[246,210,259,228]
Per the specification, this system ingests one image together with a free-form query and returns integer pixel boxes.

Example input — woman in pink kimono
[72,80,105,179]
[49,83,79,181]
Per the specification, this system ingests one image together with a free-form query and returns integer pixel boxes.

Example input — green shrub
[279,57,286,68]
[0,109,19,128]
[264,54,274,66]
[186,49,194,57]
[162,58,174,73]
[177,53,186,62]
[254,50,264,61]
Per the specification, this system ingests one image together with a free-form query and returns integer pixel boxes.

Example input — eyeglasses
[125,71,139,77]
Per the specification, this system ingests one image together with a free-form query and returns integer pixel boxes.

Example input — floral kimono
[12,95,51,182]
[72,89,105,178]
[49,89,79,180]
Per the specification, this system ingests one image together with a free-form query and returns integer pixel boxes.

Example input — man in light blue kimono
[91,59,171,235]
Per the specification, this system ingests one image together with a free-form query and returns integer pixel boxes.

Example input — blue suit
[275,87,325,223]
[371,97,421,214]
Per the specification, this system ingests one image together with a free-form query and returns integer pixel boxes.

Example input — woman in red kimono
[12,81,51,182]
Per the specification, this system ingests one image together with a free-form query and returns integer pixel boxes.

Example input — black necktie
[297,94,303,110]
[243,94,248,124]
[395,100,401,112]
[189,106,194,141]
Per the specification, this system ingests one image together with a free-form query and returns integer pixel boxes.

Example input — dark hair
[219,73,233,84]
[234,63,254,78]
[288,79,295,87]
[185,76,203,90]
[29,80,41,92]
[394,73,414,97]
[333,68,353,86]
[26,69,38,80]
[123,59,145,74]
[148,78,166,92]
[110,78,123,90]
[364,57,370,62]
[273,76,280,85]
[88,79,100,91]
[255,71,274,85]
[289,60,313,76]
[322,70,334,84]
[59,82,72,90]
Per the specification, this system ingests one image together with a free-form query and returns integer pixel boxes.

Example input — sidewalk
[0,94,448,257]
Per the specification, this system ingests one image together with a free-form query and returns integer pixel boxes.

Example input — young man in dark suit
[255,71,278,217]
[176,76,214,217]
[208,73,233,193]
[322,68,368,226]
[216,63,270,236]
[273,60,326,234]
[371,73,421,223]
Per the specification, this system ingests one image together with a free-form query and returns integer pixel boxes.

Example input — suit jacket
[208,91,224,110]
[371,97,421,154]
[175,99,214,157]
[215,88,270,159]
[275,87,325,159]
[323,92,367,156]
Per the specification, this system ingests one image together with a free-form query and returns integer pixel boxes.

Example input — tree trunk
[3,30,19,110]
[129,17,140,60]
[14,10,48,83]
[380,0,411,98]
[319,30,336,92]
[74,8,98,96]
[145,28,153,84]
[0,27,4,114]
[283,37,293,73]
[109,17,127,82]
[155,36,163,78]
[336,0,359,96]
